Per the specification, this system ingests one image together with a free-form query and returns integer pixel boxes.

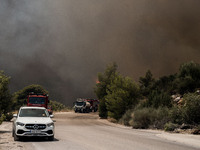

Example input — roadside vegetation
[95,61,200,133]
[49,100,70,112]
[0,71,12,124]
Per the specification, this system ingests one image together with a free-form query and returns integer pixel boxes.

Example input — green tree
[12,84,48,110]
[0,71,11,124]
[94,63,118,118]
[153,74,177,94]
[139,70,155,96]
[98,99,107,118]
[105,75,140,120]
[147,89,172,108]
[177,61,200,94]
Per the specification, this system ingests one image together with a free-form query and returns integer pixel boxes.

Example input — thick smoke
[0,0,200,105]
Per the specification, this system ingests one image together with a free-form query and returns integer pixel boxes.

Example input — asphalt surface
[1,112,200,150]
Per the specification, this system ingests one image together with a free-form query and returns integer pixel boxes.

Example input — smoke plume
[0,0,200,105]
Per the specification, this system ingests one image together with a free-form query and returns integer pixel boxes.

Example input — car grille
[25,124,46,130]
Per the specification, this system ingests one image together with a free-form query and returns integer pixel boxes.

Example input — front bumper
[15,124,54,137]
[74,107,83,111]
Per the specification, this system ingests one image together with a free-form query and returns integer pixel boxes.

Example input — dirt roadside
[0,121,24,150]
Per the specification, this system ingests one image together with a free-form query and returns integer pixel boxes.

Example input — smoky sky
[0,0,200,105]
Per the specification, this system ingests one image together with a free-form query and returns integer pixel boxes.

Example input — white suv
[12,107,55,141]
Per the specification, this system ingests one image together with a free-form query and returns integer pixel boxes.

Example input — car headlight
[47,122,54,127]
[16,122,25,126]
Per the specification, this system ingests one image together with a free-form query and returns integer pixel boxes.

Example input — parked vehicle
[74,98,91,113]
[26,92,52,114]
[47,106,53,115]
[12,107,55,141]
[85,99,99,112]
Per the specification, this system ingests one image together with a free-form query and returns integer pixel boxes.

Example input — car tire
[14,132,20,141]
[48,135,54,141]
[94,106,98,112]
[12,129,14,137]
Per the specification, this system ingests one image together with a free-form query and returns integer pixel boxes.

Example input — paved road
[18,112,200,150]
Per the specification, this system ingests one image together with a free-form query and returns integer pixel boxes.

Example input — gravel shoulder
[99,117,200,149]
[0,121,24,150]
[156,131,200,149]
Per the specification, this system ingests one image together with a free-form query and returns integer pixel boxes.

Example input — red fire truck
[27,92,49,109]
[85,99,99,112]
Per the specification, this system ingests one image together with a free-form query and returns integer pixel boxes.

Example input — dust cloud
[0,0,200,105]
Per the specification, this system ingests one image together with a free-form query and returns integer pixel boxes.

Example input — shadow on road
[0,131,11,134]
[20,137,59,142]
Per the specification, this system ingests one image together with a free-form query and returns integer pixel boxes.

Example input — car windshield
[29,97,46,104]
[76,102,84,106]
[19,108,49,117]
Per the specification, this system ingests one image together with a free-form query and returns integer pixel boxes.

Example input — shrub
[147,90,172,108]
[119,101,146,126]
[4,112,13,121]
[132,107,156,129]
[0,114,5,125]
[181,93,200,124]
[164,122,179,131]
[49,100,66,111]
[119,109,133,126]
[153,107,170,129]
[192,125,200,134]
[132,107,169,129]
[169,106,184,124]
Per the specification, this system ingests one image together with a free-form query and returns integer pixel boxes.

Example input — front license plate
[30,130,41,133]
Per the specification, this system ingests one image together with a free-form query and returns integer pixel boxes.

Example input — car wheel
[12,129,14,137]
[14,132,20,141]
[94,107,97,112]
[48,135,54,141]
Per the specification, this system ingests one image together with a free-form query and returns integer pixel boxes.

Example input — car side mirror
[50,115,54,118]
